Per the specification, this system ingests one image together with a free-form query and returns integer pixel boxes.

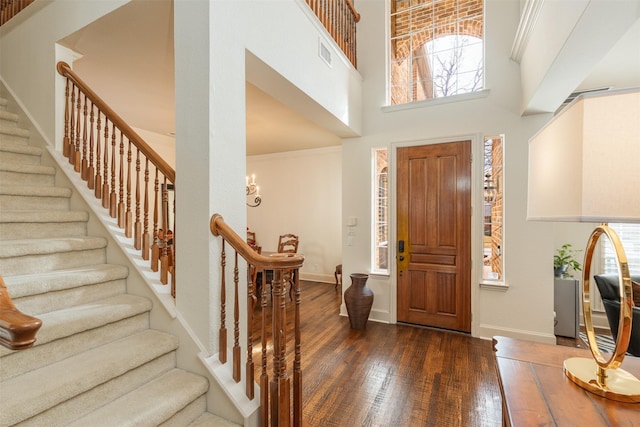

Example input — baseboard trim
[478,324,556,344]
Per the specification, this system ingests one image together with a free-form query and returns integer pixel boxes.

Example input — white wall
[247,147,342,283]
[345,0,556,342]
[0,0,129,140]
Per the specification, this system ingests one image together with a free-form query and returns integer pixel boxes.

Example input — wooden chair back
[278,234,299,254]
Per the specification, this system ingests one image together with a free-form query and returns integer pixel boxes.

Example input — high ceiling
[59,0,342,157]
[59,0,640,156]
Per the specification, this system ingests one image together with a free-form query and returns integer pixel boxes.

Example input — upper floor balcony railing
[306,0,360,68]
[0,0,34,26]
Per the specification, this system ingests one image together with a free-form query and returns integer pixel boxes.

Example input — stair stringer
[0,82,259,426]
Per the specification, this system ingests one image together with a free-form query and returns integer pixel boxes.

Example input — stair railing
[0,0,34,26]
[0,275,42,350]
[56,61,176,296]
[210,214,304,427]
[305,0,361,68]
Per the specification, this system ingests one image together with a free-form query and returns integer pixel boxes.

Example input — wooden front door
[397,141,471,332]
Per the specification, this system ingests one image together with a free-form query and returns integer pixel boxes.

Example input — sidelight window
[483,135,503,281]
[372,148,389,274]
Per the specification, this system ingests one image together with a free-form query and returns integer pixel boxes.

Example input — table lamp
[528,87,640,403]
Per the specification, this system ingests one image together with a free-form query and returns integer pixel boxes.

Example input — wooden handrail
[210,213,304,426]
[0,275,42,350]
[57,61,176,292]
[210,214,304,270]
[56,62,175,183]
[345,0,361,22]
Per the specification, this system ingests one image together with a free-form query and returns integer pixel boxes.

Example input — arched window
[389,0,484,105]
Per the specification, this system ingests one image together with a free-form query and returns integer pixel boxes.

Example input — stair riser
[0,170,54,186]
[0,248,106,276]
[0,312,148,382]
[0,221,87,240]
[162,395,208,427]
[14,279,126,315]
[0,150,41,165]
[0,194,70,211]
[0,117,19,128]
[7,352,176,426]
[0,124,29,139]
[0,133,29,144]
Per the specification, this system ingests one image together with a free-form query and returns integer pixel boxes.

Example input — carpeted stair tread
[0,209,88,223]
[0,329,179,426]
[4,264,128,299]
[0,161,55,175]
[189,413,242,427]
[0,139,41,155]
[0,184,72,211]
[0,122,30,138]
[0,236,106,259]
[67,369,209,427]
[0,184,71,197]
[10,293,152,350]
[0,109,19,123]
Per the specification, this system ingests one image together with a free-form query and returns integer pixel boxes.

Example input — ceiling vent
[319,39,332,67]
[555,87,610,115]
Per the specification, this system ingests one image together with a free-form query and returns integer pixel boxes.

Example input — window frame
[481,134,505,284]
[372,147,390,275]
[387,0,485,106]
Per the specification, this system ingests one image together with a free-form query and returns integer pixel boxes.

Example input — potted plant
[554,243,583,278]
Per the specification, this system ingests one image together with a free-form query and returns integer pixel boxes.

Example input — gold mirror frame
[563,224,640,403]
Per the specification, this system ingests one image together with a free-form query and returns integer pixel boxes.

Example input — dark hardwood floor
[252,280,503,426]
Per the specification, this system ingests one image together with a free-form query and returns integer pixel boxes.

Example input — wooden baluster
[142,158,150,260]
[74,86,81,171]
[151,167,159,271]
[171,194,176,298]
[260,267,269,427]
[81,93,88,179]
[68,85,76,165]
[125,139,133,238]
[134,148,142,250]
[117,133,125,227]
[271,270,291,427]
[293,268,302,426]
[87,102,95,189]
[109,124,118,218]
[101,118,110,208]
[233,250,241,382]
[219,240,227,364]
[160,179,169,284]
[246,261,256,400]
[62,79,70,158]
[94,111,102,198]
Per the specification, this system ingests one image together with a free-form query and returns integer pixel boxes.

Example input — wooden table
[493,336,640,426]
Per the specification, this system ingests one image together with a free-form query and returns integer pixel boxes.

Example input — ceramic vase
[344,273,374,330]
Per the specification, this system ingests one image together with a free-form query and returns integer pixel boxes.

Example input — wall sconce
[246,174,261,207]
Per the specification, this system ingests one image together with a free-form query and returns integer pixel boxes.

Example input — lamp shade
[527,88,640,223]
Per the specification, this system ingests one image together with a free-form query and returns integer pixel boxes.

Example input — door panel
[397,141,471,332]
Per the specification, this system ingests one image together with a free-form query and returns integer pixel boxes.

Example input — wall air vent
[555,87,610,115]
[319,39,332,67]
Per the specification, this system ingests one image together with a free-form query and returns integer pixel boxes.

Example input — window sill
[479,280,509,291]
[381,89,490,113]
[367,271,390,279]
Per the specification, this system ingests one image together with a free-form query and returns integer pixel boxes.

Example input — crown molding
[510,0,545,63]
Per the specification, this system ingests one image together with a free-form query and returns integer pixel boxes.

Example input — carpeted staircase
[0,96,237,426]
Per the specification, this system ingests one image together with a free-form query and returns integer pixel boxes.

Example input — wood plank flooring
[252,280,503,426]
